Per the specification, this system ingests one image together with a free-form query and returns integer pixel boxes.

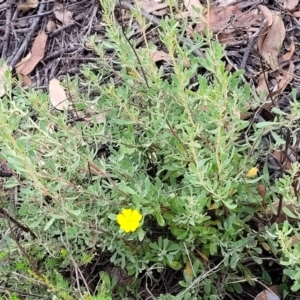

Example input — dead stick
[117,1,205,58]
[1,0,13,60]
[0,207,37,239]
[240,21,265,70]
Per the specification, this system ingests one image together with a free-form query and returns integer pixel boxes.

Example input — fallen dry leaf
[53,2,73,26]
[185,261,193,277]
[151,50,172,63]
[183,0,202,18]
[257,5,273,27]
[269,61,294,98]
[257,5,274,58]
[291,235,300,246]
[195,5,260,34]
[139,0,168,15]
[45,20,56,34]
[293,10,300,17]
[151,8,168,16]
[257,184,266,201]
[260,241,271,252]
[0,61,9,97]
[49,78,69,110]
[217,32,238,44]
[175,11,191,19]
[84,112,108,124]
[16,31,47,75]
[273,200,300,223]
[20,74,32,87]
[17,0,39,12]
[276,61,294,93]
[272,150,292,170]
[256,72,269,94]
[254,285,280,300]
[281,37,295,61]
[195,248,209,263]
[15,52,31,73]
[257,13,286,68]
[280,0,299,10]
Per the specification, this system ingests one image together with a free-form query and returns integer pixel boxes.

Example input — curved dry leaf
[257,5,273,54]
[282,0,299,10]
[15,52,31,73]
[18,0,39,12]
[45,20,56,33]
[257,184,266,201]
[84,112,108,124]
[256,72,269,94]
[49,78,69,110]
[139,0,168,14]
[183,0,203,17]
[260,241,271,251]
[269,61,294,98]
[258,14,285,68]
[293,10,300,17]
[195,5,258,34]
[185,261,193,277]
[254,285,280,300]
[175,11,191,19]
[53,2,73,25]
[291,235,300,246]
[152,8,168,16]
[282,37,295,61]
[151,50,172,63]
[16,31,47,75]
[20,74,32,87]
[273,150,292,170]
[277,61,294,92]
[258,5,273,26]
[0,61,9,97]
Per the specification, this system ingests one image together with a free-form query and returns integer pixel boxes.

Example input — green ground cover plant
[1,1,300,299]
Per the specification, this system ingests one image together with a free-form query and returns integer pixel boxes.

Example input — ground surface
[1,0,300,299]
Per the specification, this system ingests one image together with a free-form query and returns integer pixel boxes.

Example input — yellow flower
[246,167,259,178]
[117,208,142,233]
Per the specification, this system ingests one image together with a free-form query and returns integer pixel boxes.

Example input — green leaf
[68,209,82,216]
[108,214,116,220]
[168,261,182,270]
[44,218,55,231]
[272,107,288,115]
[155,213,165,226]
[255,121,279,129]
[222,201,237,210]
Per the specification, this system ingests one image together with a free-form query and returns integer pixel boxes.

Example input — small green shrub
[1,0,300,299]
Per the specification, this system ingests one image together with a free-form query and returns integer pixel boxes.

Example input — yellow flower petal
[116,208,142,233]
[116,214,125,225]
[132,209,142,222]
[122,208,132,218]
[246,167,259,178]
